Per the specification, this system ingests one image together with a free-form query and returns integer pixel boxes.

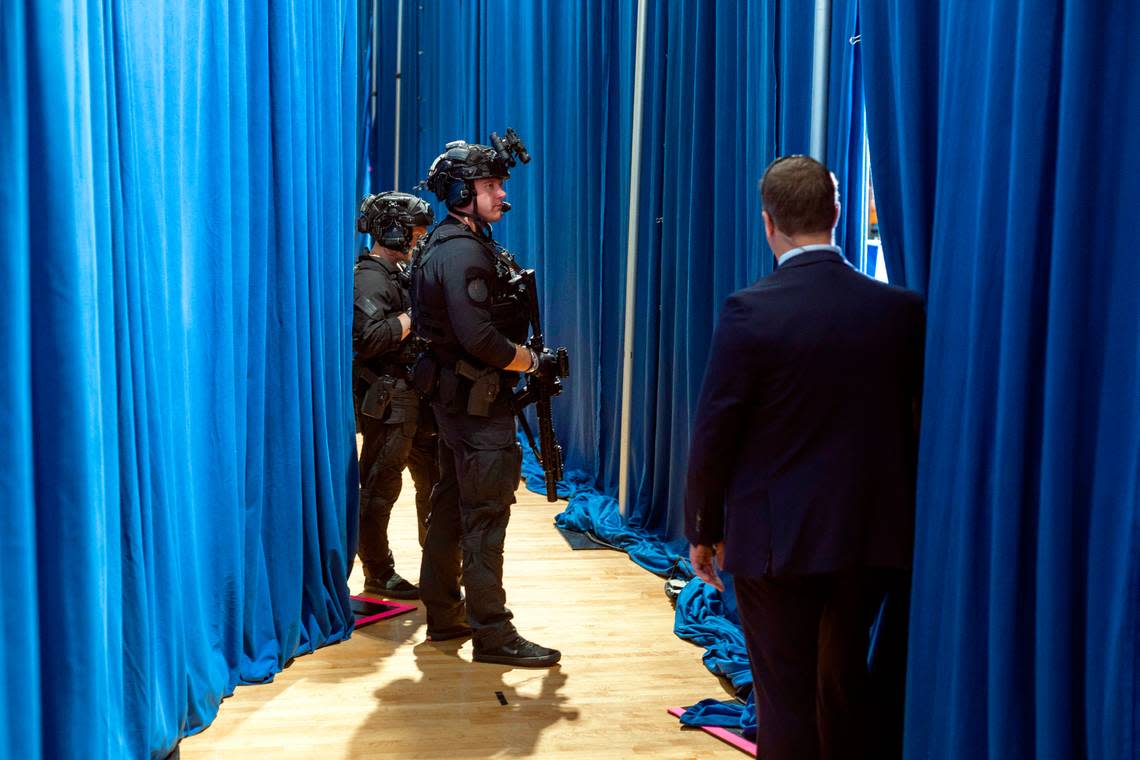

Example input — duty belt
[356,361,412,383]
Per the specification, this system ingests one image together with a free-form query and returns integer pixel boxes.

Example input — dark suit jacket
[684,249,925,577]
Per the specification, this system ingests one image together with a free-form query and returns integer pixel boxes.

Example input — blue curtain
[626,0,868,537]
[621,0,794,538]
[1,2,360,757]
[826,2,867,271]
[862,2,1140,757]
[361,0,400,197]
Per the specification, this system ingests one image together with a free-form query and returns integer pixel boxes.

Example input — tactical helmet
[356,191,435,253]
[423,130,530,213]
[423,141,512,209]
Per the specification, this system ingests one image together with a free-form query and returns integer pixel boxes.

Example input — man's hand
[505,344,536,372]
[689,542,725,592]
[397,311,412,340]
[530,347,561,377]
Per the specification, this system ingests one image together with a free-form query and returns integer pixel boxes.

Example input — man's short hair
[759,155,839,236]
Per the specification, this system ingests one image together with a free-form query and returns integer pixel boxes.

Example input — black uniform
[410,216,529,647]
[352,253,438,590]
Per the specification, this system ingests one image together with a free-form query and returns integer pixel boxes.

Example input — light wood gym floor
[179,463,741,759]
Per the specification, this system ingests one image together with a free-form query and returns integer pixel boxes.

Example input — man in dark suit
[684,155,924,760]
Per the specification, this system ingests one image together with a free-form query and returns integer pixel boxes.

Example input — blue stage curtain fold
[360,0,399,199]
[862,2,1140,757]
[621,0,793,539]
[859,0,939,289]
[2,1,360,757]
[0,3,42,759]
[827,2,867,270]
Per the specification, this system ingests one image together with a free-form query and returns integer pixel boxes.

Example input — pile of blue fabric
[520,439,755,735]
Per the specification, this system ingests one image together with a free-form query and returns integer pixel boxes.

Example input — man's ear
[833,202,841,228]
[762,210,775,238]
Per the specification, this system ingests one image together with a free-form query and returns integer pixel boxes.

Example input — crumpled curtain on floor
[0,2,360,757]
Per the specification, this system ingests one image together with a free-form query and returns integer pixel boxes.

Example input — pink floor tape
[350,595,417,627]
[667,706,757,756]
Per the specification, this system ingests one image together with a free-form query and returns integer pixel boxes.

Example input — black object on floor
[556,526,613,550]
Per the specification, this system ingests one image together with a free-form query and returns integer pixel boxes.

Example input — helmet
[356,191,435,253]
[423,140,512,209]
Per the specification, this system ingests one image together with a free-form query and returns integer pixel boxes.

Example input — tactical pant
[356,383,438,583]
[419,404,522,648]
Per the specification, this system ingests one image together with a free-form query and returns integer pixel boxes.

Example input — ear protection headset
[445,173,474,208]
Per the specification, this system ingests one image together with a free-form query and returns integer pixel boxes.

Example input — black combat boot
[472,635,561,667]
[363,570,420,600]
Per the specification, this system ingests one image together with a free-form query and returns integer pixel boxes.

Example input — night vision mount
[490,128,530,169]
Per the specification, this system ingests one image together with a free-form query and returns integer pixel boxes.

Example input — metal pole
[393,0,405,190]
[618,0,649,517]
[810,0,832,160]
[370,0,380,124]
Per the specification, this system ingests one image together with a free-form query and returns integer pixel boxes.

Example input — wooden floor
[180,464,742,759]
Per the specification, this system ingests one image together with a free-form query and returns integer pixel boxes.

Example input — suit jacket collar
[777,248,848,271]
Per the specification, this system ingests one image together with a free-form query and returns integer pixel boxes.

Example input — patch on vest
[466,277,490,304]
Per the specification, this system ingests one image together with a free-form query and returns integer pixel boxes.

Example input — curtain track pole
[393,0,405,190]
[618,0,649,517]
[370,0,380,125]
[810,0,832,160]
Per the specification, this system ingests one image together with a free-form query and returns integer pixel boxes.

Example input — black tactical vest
[410,221,530,369]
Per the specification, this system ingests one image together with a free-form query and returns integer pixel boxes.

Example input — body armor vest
[410,222,531,370]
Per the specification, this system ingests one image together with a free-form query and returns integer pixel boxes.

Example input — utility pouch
[384,381,420,425]
[455,359,500,417]
[360,374,397,420]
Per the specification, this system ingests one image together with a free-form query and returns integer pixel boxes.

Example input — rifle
[508,266,570,502]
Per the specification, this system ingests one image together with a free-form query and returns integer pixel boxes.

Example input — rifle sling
[515,409,544,467]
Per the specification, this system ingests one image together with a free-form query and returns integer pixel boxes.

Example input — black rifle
[507,266,569,502]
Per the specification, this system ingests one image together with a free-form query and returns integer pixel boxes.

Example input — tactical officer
[410,138,561,667]
[353,191,440,599]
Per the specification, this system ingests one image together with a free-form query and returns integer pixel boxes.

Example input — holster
[358,368,397,420]
[455,359,501,417]
[384,380,420,427]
